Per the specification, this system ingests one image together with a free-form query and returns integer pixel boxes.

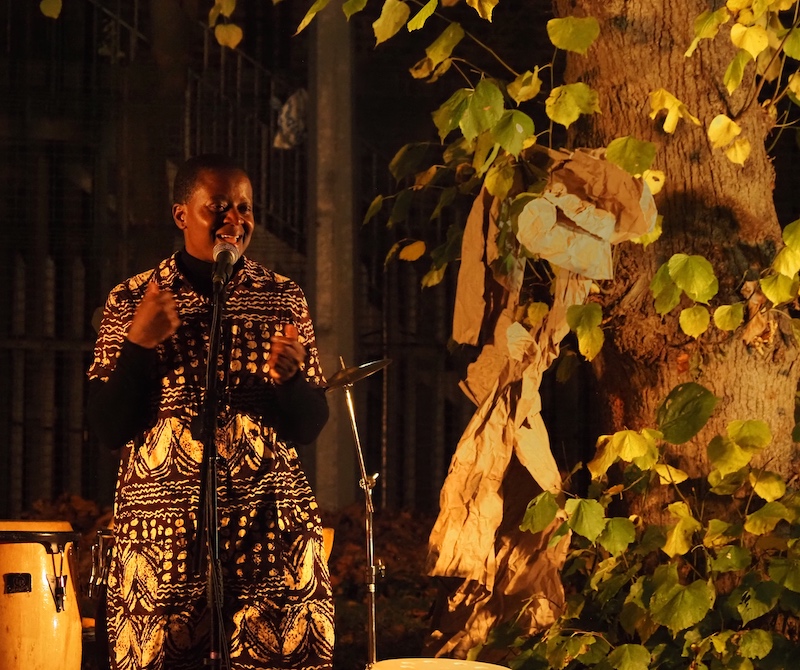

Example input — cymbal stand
[336,357,381,668]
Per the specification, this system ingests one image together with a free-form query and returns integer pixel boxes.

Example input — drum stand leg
[340,374,381,669]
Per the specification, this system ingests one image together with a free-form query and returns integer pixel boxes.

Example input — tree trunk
[552,0,800,508]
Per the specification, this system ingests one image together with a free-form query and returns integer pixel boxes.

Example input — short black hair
[172,154,247,204]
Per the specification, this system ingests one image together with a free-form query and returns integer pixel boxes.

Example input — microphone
[212,242,240,287]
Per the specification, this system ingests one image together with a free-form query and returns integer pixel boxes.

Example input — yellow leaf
[39,0,62,19]
[707,114,741,148]
[526,302,550,328]
[789,72,800,97]
[655,464,689,485]
[508,69,543,105]
[649,88,701,133]
[643,169,666,195]
[413,166,439,189]
[296,0,332,34]
[422,264,447,287]
[215,23,243,49]
[725,137,751,165]
[373,0,411,45]
[730,23,769,59]
[466,0,499,21]
[399,240,426,261]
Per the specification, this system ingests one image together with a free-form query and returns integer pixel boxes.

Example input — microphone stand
[334,357,381,669]
[193,279,230,669]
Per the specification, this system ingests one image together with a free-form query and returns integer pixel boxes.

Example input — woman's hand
[127,281,180,349]
[269,324,305,384]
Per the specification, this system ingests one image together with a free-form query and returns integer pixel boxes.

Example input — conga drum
[0,520,82,670]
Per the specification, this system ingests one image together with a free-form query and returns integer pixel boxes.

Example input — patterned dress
[88,253,334,670]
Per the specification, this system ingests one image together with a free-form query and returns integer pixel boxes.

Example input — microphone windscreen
[213,241,240,263]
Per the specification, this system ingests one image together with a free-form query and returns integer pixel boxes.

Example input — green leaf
[768,557,800,593]
[713,303,744,331]
[650,262,682,315]
[431,188,457,221]
[39,0,62,19]
[567,303,604,361]
[703,519,738,548]
[708,435,754,476]
[484,161,515,200]
[545,83,600,129]
[744,501,793,535]
[708,467,749,495]
[656,382,719,445]
[373,0,411,46]
[296,0,331,34]
[491,110,534,157]
[548,520,571,548]
[410,23,465,79]
[546,16,601,55]
[599,517,637,556]
[388,189,413,226]
[710,545,752,572]
[407,0,437,31]
[605,644,651,670]
[736,580,781,624]
[685,8,731,58]
[430,224,462,266]
[725,49,753,95]
[750,470,786,502]
[363,195,384,225]
[567,302,602,330]
[507,69,543,105]
[728,419,772,451]
[679,304,710,339]
[650,575,715,635]
[343,0,368,19]
[565,498,606,542]
[606,136,657,176]
[667,253,719,303]
[783,27,800,60]
[460,80,505,142]
[520,491,559,535]
[609,430,650,463]
[389,142,433,181]
[738,629,773,660]
[663,502,702,557]
[432,89,470,142]
[760,272,799,305]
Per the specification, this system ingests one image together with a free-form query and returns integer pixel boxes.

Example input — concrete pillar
[308,7,357,510]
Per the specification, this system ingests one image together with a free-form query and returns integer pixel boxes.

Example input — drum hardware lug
[54,575,68,612]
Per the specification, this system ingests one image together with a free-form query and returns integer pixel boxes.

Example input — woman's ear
[172,203,186,230]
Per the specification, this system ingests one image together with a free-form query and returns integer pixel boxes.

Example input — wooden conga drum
[0,520,82,669]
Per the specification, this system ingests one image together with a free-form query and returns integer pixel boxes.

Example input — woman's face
[172,167,255,262]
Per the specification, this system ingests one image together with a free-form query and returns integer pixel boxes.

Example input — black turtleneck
[88,250,329,451]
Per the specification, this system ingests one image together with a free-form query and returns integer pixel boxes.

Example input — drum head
[373,659,506,670]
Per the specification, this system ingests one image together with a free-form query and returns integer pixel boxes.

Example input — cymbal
[326,359,391,390]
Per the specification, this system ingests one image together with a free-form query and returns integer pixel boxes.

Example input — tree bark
[551,0,800,507]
